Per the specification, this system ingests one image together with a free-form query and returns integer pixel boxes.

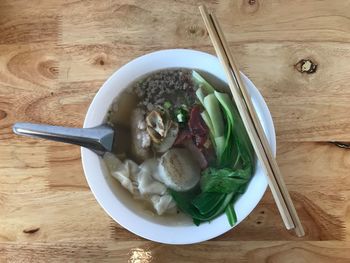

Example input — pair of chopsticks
[199,5,304,237]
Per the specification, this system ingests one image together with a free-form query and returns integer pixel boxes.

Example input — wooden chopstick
[199,5,305,237]
[198,5,293,231]
[209,12,305,238]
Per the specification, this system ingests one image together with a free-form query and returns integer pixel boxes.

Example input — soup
[103,68,255,226]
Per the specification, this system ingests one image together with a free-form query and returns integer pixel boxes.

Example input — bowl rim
[81,49,276,244]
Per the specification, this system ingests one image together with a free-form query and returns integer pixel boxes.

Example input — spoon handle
[13,122,114,155]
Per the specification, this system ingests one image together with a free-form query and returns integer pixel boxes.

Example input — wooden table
[1,0,350,262]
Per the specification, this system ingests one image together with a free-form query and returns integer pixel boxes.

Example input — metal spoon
[13,122,115,156]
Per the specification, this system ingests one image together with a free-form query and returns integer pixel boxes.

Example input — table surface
[1,0,350,262]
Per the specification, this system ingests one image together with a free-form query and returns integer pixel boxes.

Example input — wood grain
[1,0,350,262]
[1,241,350,263]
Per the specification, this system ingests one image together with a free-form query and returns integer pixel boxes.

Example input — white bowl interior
[81,49,276,244]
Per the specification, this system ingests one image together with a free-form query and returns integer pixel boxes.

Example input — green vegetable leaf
[192,70,215,95]
[203,94,224,138]
[192,192,226,216]
[200,167,251,193]
[169,187,200,215]
[225,202,237,227]
[164,101,172,109]
[193,218,201,226]
[200,111,214,136]
[196,87,206,105]
[214,136,226,163]
[170,188,235,222]
[191,193,234,222]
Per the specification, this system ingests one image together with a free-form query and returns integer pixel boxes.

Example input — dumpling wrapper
[151,194,177,215]
[104,153,139,194]
[137,159,167,195]
[137,169,167,196]
[104,153,177,215]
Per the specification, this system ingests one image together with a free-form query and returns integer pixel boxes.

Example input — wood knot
[23,227,40,234]
[93,54,108,67]
[295,59,317,74]
[189,27,197,34]
[253,211,266,226]
[37,59,58,79]
[242,0,259,13]
[255,216,265,225]
[186,25,206,38]
[0,110,7,120]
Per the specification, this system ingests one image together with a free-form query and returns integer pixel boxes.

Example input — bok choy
[170,71,255,227]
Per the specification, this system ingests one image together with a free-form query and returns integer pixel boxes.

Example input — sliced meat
[174,129,192,146]
[188,105,208,148]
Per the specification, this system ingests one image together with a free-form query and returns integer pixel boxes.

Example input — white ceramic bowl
[81,49,276,244]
